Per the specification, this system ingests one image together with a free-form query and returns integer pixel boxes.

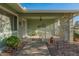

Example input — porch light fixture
[40,17,42,21]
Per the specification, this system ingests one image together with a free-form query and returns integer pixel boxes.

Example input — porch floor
[1,38,79,56]
[15,39,50,56]
[47,40,79,56]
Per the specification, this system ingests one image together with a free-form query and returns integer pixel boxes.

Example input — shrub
[5,36,21,49]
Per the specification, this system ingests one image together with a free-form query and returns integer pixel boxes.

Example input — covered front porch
[18,11,75,43]
[1,3,79,55]
[13,11,79,56]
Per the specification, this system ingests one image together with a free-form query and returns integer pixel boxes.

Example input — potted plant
[3,36,21,55]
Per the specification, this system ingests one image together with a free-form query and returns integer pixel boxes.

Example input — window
[14,16,17,31]
[11,16,17,31]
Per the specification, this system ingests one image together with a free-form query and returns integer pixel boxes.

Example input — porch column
[17,16,19,37]
[69,18,74,43]
[25,19,27,36]
[60,19,64,40]
[53,22,56,35]
[54,21,57,35]
[60,18,69,41]
[18,16,27,38]
[54,20,59,36]
[18,16,22,38]
[55,19,60,36]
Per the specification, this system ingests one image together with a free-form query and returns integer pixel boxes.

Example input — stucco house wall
[0,6,18,49]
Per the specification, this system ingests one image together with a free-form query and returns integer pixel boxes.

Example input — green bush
[5,36,21,48]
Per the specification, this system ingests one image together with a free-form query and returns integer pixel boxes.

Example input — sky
[21,3,79,10]
[20,3,79,22]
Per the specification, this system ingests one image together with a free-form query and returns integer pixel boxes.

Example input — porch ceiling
[26,16,58,20]
[20,13,74,20]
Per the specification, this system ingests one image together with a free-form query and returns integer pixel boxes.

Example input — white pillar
[17,16,19,37]
[60,18,69,41]
[25,19,27,36]
[64,19,69,41]
[18,16,24,38]
[52,22,55,36]
[69,18,74,43]
[60,19,64,40]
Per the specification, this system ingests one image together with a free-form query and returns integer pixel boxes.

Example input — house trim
[0,5,18,16]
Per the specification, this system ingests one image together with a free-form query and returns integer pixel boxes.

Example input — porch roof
[23,10,79,13]
[0,3,27,14]
[1,3,79,14]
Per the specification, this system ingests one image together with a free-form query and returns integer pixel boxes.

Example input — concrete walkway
[15,39,50,56]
